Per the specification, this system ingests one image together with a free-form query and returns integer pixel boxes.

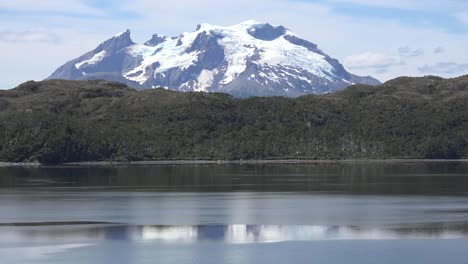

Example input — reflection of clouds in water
[0,244,93,261]
[1,224,468,245]
[219,225,467,243]
[141,226,198,242]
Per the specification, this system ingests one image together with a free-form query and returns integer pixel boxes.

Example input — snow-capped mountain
[48,21,380,97]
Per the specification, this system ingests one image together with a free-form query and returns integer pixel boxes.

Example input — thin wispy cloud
[398,46,424,58]
[456,12,468,24]
[433,46,445,54]
[0,0,138,19]
[343,52,403,73]
[0,29,59,43]
[0,0,102,15]
[329,0,468,11]
[419,62,468,74]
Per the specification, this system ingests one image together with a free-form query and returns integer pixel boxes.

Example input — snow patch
[195,69,217,92]
[123,33,200,84]
[115,21,341,90]
[205,22,336,84]
[75,50,107,69]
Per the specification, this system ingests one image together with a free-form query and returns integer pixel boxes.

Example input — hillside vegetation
[0,76,467,163]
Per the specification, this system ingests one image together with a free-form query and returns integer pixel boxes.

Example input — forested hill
[0,76,467,163]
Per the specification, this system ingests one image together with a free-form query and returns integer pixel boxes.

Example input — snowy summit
[48,21,380,97]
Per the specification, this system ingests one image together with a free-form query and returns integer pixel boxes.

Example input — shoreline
[1,159,468,167]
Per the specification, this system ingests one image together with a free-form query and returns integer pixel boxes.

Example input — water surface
[1,162,468,263]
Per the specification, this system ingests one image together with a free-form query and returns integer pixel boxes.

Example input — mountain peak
[247,23,288,41]
[115,29,131,38]
[96,29,134,52]
[48,21,380,97]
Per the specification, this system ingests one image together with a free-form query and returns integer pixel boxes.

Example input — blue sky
[296,0,466,33]
[1,0,468,88]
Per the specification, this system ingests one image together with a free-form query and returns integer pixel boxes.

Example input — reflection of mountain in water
[2,223,468,244]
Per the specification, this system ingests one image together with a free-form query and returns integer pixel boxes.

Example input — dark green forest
[0,76,467,163]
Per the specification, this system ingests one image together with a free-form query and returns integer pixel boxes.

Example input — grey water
[1,162,468,263]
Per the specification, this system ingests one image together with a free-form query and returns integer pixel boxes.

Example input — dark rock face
[145,34,173,47]
[284,35,320,53]
[47,22,381,97]
[187,32,225,70]
[248,23,287,41]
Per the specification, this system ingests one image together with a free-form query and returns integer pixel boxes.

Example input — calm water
[1,162,468,264]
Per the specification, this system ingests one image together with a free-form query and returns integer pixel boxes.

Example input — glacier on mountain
[48,21,380,97]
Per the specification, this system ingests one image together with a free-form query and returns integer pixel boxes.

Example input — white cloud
[456,12,468,24]
[0,29,59,43]
[330,0,424,10]
[418,62,468,74]
[0,28,104,89]
[398,46,424,58]
[344,52,403,71]
[433,46,445,54]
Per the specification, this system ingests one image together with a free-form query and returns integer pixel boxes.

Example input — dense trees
[0,76,467,163]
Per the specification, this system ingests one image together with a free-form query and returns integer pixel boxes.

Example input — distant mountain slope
[1,75,467,163]
[48,21,380,97]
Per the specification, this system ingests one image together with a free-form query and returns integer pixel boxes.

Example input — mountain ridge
[48,21,380,97]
